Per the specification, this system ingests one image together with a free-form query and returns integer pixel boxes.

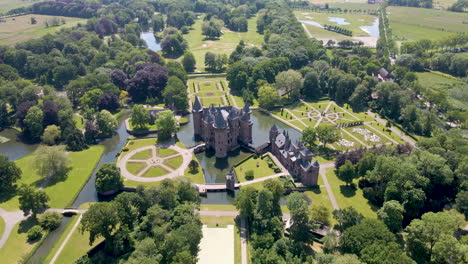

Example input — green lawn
[158,147,177,157]
[0,14,86,46]
[73,115,85,131]
[234,156,277,183]
[0,217,45,264]
[199,96,225,107]
[388,6,468,41]
[184,16,263,71]
[0,215,4,241]
[200,215,236,228]
[183,156,205,184]
[165,155,182,169]
[198,91,225,97]
[234,224,241,264]
[304,187,337,226]
[43,215,80,263]
[200,204,237,211]
[51,216,103,263]
[0,0,44,12]
[0,145,105,211]
[128,120,158,131]
[126,162,146,175]
[130,149,151,160]
[142,166,168,178]
[125,138,156,152]
[326,168,377,219]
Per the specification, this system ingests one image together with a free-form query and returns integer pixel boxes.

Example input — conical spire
[271,124,278,132]
[193,96,202,112]
[214,110,226,129]
[243,102,251,114]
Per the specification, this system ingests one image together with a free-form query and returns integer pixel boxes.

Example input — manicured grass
[295,11,377,36]
[199,96,225,107]
[157,147,177,157]
[201,215,236,227]
[128,120,158,131]
[333,129,364,150]
[43,215,81,263]
[125,138,156,152]
[52,216,103,264]
[344,125,391,145]
[0,145,105,210]
[184,17,263,71]
[184,156,205,184]
[234,224,241,264]
[142,166,168,178]
[126,162,146,175]
[326,168,376,219]
[200,204,237,211]
[165,155,182,169]
[388,6,468,41]
[197,91,225,97]
[0,217,44,264]
[130,149,151,160]
[73,115,85,131]
[364,122,403,144]
[0,215,4,241]
[0,14,86,46]
[234,156,277,183]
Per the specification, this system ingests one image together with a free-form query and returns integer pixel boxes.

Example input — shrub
[27,225,43,241]
[245,170,254,181]
[38,212,62,231]
[122,147,129,152]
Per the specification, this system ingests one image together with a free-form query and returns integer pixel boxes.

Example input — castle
[192,96,253,158]
[269,125,320,186]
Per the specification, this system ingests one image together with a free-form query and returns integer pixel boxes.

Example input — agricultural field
[184,16,263,71]
[387,6,468,41]
[432,0,458,9]
[0,0,43,13]
[0,14,86,46]
[188,77,249,108]
[309,0,368,4]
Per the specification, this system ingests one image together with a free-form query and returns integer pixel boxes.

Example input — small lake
[328,17,350,25]
[360,18,379,37]
[0,129,37,161]
[140,32,161,52]
[299,20,323,28]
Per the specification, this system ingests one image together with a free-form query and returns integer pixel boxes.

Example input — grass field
[165,155,182,169]
[387,6,468,41]
[142,166,168,177]
[0,145,104,211]
[130,149,151,160]
[0,215,4,241]
[200,215,236,227]
[189,77,249,108]
[326,168,376,219]
[123,138,156,153]
[295,11,377,36]
[0,14,86,46]
[183,155,205,184]
[184,16,263,71]
[234,156,277,183]
[0,0,43,12]
[158,147,177,157]
[126,162,146,175]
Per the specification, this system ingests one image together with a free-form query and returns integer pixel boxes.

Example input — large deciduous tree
[162,76,189,112]
[303,71,321,100]
[338,160,356,186]
[286,192,315,243]
[34,145,71,181]
[377,200,404,233]
[235,186,257,221]
[316,125,340,148]
[24,106,44,141]
[130,104,149,129]
[258,85,279,110]
[95,163,123,194]
[127,64,169,102]
[155,110,179,139]
[18,184,50,217]
[333,207,364,232]
[0,154,22,196]
[182,52,196,72]
[80,202,120,245]
[275,70,303,100]
[96,110,118,137]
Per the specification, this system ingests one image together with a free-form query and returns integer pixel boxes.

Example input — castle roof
[206,113,215,123]
[271,124,278,132]
[243,102,251,113]
[214,110,226,129]
[193,96,202,112]
[313,160,320,167]
[210,104,216,113]
[228,108,239,119]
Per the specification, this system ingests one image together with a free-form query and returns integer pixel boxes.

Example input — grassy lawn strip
[201,215,235,228]
[199,97,224,107]
[235,224,241,264]
[73,115,85,130]
[304,188,337,226]
[142,166,168,178]
[125,138,156,152]
[165,155,182,169]
[183,154,205,184]
[234,156,277,183]
[130,149,151,160]
[126,162,146,175]
[43,215,80,263]
[326,168,376,219]
[157,147,177,157]
[128,120,158,131]
[200,204,237,211]
[0,216,4,240]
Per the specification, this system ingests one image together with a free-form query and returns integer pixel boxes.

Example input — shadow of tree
[0,190,16,203]
[18,216,39,234]
[339,184,356,198]
[309,186,322,195]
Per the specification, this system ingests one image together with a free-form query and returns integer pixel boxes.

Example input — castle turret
[192,96,203,136]
[269,124,279,144]
[214,110,228,158]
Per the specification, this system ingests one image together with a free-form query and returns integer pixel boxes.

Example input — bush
[38,212,62,231]
[122,147,129,152]
[245,170,254,181]
[27,225,43,241]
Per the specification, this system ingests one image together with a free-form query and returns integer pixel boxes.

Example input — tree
[182,52,196,72]
[80,202,120,245]
[455,190,468,218]
[332,254,363,264]
[338,160,356,186]
[311,205,331,226]
[24,106,44,140]
[84,120,99,144]
[97,93,120,112]
[131,104,149,129]
[34,145,71,181]
[235,186,257,221]
[245,170,254,181]
[360,242,416,264]
[0,154,22,195]
[205,52,227,71]
[302,127,318,149]
[27,226,43,241]
[303,71,321,100]
[257,85,279,110]
[42,100,59,126]
[18,184,50,217]
[188,160,199,172]
[126,64,169,102]
[42,125,61,145]
[286,192,315,243]
[202,17,223,39]
[110,69,128,89]
[263,179,284,215]
[316,125,340,148]
[333,207,364,231]
[406,211,462,264]
[38,212,62,231]
[275,70,303,100]
[155,110,179,139]
[96,110,118,137]
[162,76,189,112]
[377,200,404,233]
[66,128,87,151]
[95,163,124,194]
[341,219,395,256]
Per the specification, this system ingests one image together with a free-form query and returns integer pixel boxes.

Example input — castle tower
[214,110,228,158]
[228,108,240,149]
[226,168,236,192]
[269,124,279,144]
[192,96,203,136]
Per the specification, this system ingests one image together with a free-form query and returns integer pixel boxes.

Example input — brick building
[192,96,253,158]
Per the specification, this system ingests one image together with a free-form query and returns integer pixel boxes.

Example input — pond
[0,129,37,161]
[299,20,323,28]
[360,18,379,37]
[140,32,161,52]
[328,17,350,25]
[177,109,302,184]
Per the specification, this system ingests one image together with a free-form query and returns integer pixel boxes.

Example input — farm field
[184,16,263,71]
[0,0,43,12]
[387,6,468,41]
[0,14,86,46]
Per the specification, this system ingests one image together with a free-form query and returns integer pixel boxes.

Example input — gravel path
[0,208,26,248]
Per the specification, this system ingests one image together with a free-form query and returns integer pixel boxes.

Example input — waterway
[300,17,379,37]
[0,129,37,161]
[359,18,379,37]
[328,17,350,25]
[140,32,161,52]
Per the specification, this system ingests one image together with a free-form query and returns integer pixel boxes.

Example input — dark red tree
[126,64,168,102]
[97,93,120,112]
[42,100,59,126]
[110,69,128,90]
[15,101,36,128]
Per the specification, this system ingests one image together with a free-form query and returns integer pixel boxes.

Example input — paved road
[50,214,82,264]
[319,163,340,210]
[0,208,26,248]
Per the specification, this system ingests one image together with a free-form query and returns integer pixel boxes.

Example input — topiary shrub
[245,170,254,181]
[27,225,43,241]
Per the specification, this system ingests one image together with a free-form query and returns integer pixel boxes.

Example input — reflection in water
[328,17,350,25]
[140,32,162,52]
[360,18,379,37]
[0,129,37,161]
[299,20,323,28]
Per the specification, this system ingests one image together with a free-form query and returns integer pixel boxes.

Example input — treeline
[7,1,102,18]
[376,4,397,58]
[448,0,468,12]
[323,24,352,36]
[388,0,433,8]
[288,1,379,16]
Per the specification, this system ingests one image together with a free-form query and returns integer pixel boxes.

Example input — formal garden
[188,77,250,108]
